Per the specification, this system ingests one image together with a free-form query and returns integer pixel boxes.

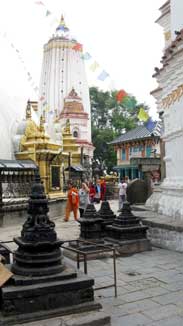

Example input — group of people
[64,179,107,222]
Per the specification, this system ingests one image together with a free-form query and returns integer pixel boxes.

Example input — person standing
[118,178,127,210]
[94,180,101,203]
[100,178,106,201]
[64,181,79,221]
[78,182,89,217]
[89,182,96,203]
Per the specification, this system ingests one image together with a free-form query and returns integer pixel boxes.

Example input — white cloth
[118,182,127,196]
[78,189,89,209]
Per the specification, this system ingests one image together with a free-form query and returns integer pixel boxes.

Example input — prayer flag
[46,10,51,16]
[97,70,109,81]
[81,52,92,60]
[145,118,156,132]
[34,86,39,92]
[35,1,45,5]
[137,108,149,122]
[89,61,99,72]
[116,89,127,102]
[72,43,83,51]
[122,96,134,109]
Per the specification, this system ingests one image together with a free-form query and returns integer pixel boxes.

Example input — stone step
[61,311,111,326]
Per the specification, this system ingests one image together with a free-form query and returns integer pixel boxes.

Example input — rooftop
[109,122,163,145]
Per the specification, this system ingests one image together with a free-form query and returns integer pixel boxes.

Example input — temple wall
[1,198,66,227]
[171,0,183,39]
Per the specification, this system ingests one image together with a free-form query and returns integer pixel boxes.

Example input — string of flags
[115,89,156,132]
[34,0,111,83]
[0,31,39,96]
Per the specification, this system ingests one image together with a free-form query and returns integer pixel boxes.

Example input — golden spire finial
[40,115,45,133]
[56,14,69,32]
[26,99,31,120]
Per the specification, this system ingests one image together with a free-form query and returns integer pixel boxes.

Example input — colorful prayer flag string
[145,118,156,132]
[97,70,109,81]
[116,89,128,102]
[81,52,92,60]
[137,108,149,122]
[34,1,45,6]
[89,61,100,72]
[72,43,83,51]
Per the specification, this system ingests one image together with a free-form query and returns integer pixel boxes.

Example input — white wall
[171,0,183,39]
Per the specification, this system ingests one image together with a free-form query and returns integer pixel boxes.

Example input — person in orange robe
[64,181,79,221]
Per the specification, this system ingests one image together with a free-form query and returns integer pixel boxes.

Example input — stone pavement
[1,200,183,325]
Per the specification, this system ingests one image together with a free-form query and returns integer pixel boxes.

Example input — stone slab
[105,238,152,256]
[60,311,111,326]
[0,302,102,326]
[131,206,183,252]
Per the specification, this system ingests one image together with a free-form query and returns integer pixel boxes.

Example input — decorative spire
[26,99,31,120]
[40,115,45,133]
[56,15,69,33]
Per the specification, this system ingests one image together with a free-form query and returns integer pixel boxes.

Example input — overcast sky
[0,0,165,118]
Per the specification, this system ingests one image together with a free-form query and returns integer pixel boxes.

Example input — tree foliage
[89,87,149,172]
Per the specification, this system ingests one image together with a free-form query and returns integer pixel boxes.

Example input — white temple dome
[0,90,25,159]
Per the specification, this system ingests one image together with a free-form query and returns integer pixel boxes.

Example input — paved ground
[2,200,183,325]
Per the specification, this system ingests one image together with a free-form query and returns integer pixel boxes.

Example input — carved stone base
[146,183,183,220]
[1,264,100,320]
[0,302,104,326]
[12,237,64,277]
[105,238,152,256]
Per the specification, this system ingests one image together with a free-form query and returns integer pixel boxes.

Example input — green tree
[89,87,149,172]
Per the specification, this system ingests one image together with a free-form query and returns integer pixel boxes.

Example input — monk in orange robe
[64,182,79,221]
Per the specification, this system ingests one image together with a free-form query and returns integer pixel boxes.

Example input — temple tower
[39,16,93,159]
[148,0,183,218]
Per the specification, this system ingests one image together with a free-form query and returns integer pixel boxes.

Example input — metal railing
[0,239,118,298]
[61,239,117,297]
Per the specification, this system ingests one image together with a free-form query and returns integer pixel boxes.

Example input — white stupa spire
[38,14,92,151]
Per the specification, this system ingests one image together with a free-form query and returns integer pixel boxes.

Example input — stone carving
[12,170,63,276]
[79,204,103,240]
[97,201,116,236]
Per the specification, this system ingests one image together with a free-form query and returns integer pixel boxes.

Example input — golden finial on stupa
[56,14,69,32]
[40,115,45,133]
[26,99,31,120]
